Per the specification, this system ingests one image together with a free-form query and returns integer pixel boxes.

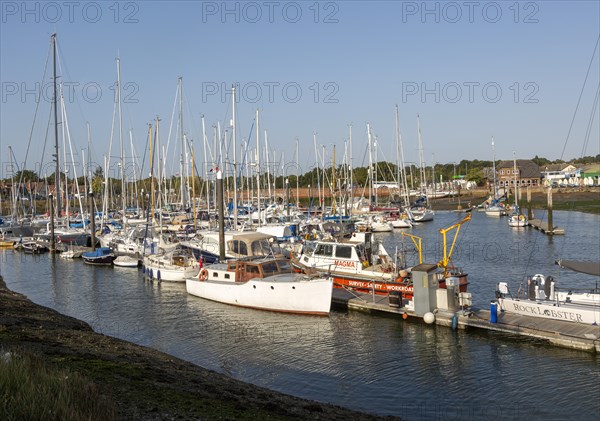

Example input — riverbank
[0,276,396,420]
[428,189,600,214]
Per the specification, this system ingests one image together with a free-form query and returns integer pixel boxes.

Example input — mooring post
[89,191,95,250]
[547,187,553,234]
[527,186,532,220]
[49,193,55,253]
[217,170,226,261]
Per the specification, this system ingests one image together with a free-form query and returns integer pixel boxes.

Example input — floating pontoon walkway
[332,289,600,353]
[528,219,565,235]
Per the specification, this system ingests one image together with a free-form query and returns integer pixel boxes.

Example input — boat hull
[82,256,116,265]
[186,274,333,315]
[143,262,200,282]
[498,298,600,325]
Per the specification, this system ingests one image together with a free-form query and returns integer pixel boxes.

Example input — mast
[417,115,426,197]
[295,138,299,208]
[349,123,353,215]
[331,145,337,215]
[232,84,238,228]
[367,123,373,208]
[117,58,125,221]
[255,108,261,226]
[179,77,185,211]
[52,33,61,219]
[201,115,210,215]
[491,136,498,198]
[513,151,518,211]
[395,105,410,208]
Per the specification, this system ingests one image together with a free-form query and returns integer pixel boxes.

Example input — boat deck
[331,289,600,353]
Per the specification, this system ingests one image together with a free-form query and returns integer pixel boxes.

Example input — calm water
[2,210,599,421]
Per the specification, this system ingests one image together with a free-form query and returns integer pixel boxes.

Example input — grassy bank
[0,277,396,420]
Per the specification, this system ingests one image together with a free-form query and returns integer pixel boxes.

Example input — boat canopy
[556,259,600,277]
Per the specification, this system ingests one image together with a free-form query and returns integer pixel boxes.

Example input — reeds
[0,348,116,421]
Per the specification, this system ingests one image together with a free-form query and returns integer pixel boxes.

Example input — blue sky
[1,1,599,179]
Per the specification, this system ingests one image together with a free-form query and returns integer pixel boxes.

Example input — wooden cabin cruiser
[186,257,332,315]
[179,231,285,264]
[496,260,600,325]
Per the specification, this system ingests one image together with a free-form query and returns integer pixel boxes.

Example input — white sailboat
[507,152,528,227]
[409,116,434,222]
[508,152,528,227]
[485,137,506,217]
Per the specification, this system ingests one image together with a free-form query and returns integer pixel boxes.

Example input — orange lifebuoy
[199,268,208,281]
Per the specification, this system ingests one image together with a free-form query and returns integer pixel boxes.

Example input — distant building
[496,160,540,188]
[541,163,580,185]
[579,164,600,186]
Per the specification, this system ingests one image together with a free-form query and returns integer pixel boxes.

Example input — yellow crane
[438,212,471,277]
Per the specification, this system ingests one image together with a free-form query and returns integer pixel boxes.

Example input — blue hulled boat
[82,247,117,265]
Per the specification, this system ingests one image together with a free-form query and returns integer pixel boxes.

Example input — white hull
[114,256,139,267]
[498,297,600,325]
[508,215,528,227]
[411,209,434,222]
[391,219,412,228]
[143,255,200,281]
[186,274,333,315]
[370,221,393,232]
[485,206,505,217]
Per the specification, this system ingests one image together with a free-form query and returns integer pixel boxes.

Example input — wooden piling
[217,170,226,261]
[89,192,95,250]
[547,187,553,235]
[527,186,532,220]
[49,193,56,253]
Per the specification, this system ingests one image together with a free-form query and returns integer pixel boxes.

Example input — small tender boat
[496,260,600,325]
[60,248,83,259]
[113,255,139,267]
[82,247,117,265]
[507,212,528,227]
[14,240,48,254]
[186,257,333,315]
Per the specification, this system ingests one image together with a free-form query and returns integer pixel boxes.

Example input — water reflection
[1,211,599,420]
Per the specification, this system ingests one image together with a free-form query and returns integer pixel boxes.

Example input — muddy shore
[0,276,397,420]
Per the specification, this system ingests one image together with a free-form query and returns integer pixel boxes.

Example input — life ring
[519,215,525,221]
[199,268,208,281]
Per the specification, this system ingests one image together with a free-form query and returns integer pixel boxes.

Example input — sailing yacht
[485,137,507,217]
[507,153,528,227]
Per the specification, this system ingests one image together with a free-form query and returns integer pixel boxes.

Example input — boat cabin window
[276,260,292,272]
[246,265,261,277]
[261,261,280,276]
[335,245,352,259]
[230,240,248,256]
[302,241,316,256]
[251,239,271,256]
[314,243,334,257]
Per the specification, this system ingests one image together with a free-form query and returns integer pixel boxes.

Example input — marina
[1,4,599,418]
[1,210,599,420]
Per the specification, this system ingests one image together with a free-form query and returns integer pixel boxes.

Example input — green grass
[0,348,117,421]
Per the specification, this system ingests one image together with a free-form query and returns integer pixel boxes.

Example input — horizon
[1,1,599,180]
